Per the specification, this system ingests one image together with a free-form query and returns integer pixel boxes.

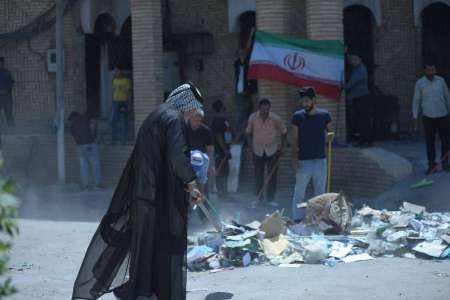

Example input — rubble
[188,194,450,272]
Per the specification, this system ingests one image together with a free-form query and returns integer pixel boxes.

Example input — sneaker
[267,201,280,208]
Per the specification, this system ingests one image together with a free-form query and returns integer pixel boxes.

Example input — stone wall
[0,0,86,132]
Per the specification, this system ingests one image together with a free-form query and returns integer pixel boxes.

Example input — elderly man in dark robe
[72,83,204,300]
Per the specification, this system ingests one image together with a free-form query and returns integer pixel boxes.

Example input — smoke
[17,184,111,223]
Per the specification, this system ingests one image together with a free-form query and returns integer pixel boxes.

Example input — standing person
[187,109,216,187]
[235,27,257,139]
[291,88,333,220]
[246,99,287,207]
[345,53,371,147]
[187,109,215,226]
[211,100,232,197]
[412,63,450,174]
[0,57,14,126]
[69,112,102,190]
[72,83,203,300]
[111,65,131,145]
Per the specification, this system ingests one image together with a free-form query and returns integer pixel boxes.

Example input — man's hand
[190,189,203,205]
[327,132,335,143]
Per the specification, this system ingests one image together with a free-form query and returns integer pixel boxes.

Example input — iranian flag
[248,31,345,99]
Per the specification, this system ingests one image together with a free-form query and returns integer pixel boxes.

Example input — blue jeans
[111,101,128,144]
[292,159,327,220]
[78,143,102,188]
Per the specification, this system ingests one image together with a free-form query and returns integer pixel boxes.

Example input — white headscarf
[166,84,203,113]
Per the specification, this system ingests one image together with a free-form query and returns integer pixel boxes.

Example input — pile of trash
[187,193,450,272]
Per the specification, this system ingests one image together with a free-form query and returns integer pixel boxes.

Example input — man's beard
[305,105,314,113]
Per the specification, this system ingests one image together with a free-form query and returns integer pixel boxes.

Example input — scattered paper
[259,235,289,257]
[341,253,374,263]
[242,252,251,267]
[187,246,214,265]
[403,202,426,215]
[441,234,450,245]
[246,221,262,230]
[226,230,258,241]
[224,239,251,248]
[413,240,447,258]
[358,206,381,217]
[279,264,302,268]
[329,242,353,258]
[209,267,234,274]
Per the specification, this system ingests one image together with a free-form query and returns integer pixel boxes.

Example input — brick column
[131,0,164,133]
[252,0,306,195]
[255,0,292,122]
[306,0,346,143]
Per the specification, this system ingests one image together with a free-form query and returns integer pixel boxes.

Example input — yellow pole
[327,133,333,193]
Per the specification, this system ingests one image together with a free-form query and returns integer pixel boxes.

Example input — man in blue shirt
[345,53,371,147]
[0,57,14,126]
[291,88,333,220]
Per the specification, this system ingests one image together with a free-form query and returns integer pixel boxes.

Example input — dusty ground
[9,219,450,300]
[8,139,450,300]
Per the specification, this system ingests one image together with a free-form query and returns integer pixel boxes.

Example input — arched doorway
[85,14,134,141]
[344,5,375,90]
[85,13,116,119]
[422,2,450,78]
[237,11,256,50]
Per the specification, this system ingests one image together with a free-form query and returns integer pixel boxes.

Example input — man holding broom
[246,98,287,207]
[291,87,334,220]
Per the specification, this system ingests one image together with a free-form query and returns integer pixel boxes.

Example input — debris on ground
[187,193,450,272]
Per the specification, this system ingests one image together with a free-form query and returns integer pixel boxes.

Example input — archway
[422,2,450,78]
[237,11,256,50]
[344,5,375,90]
[85,13,116,119]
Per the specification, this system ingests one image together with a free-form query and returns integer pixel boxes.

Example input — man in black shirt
[187,109,215,225]
[69,112,102,190]
[211,100,232,196]
[187,109,215,177]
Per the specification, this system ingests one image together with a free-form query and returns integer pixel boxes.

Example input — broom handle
[257,154,283,201]
[327,138,332,193]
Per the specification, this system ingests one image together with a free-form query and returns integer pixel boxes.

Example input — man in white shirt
[412,63,450,174]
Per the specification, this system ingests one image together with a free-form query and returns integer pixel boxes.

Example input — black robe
[72,104,196,300]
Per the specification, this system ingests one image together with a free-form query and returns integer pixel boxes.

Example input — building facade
[1,0,445,196]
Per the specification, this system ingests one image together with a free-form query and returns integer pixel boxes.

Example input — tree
[0,157,19,297]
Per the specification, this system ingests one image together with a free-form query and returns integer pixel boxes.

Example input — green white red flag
[248,31,345,99]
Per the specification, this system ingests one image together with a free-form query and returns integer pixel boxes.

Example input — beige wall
[0,0,86,132]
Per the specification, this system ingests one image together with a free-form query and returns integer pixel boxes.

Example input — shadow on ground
[205,292,234,300]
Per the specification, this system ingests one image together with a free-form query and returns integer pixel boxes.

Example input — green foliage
[0,157,19,298]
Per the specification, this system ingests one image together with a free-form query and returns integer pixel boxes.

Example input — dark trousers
[215,155,229,195]
[345,100,355,140]
[253,152,279,202]
[354,95,373,144]
[0,93,14,126]
[423,115,450,167]
[111,101,128,144]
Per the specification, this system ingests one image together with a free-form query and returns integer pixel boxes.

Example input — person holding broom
[291,87,334,221]
[246,98,287,208]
